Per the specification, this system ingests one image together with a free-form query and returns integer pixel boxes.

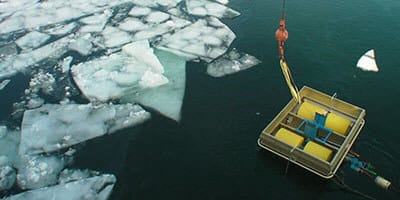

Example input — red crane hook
[275,0,288,59]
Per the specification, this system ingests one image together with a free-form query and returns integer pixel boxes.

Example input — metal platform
[258,86,365,179]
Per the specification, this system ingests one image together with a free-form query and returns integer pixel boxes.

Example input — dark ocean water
[2,0,399,199]
[73,0,400,199]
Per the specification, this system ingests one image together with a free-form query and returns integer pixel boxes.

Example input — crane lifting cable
[275,0,300,103]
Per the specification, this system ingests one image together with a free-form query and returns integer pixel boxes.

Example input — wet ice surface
[0,0,260,198]
[207,48,261,77]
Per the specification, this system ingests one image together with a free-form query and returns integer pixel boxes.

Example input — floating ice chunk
[69,35,93,56]
[0,79,11,90]
[79,12,111,25]
[102,26,132,48]
[122,40,164,73]
[121,50,185,121]
[72,41,167,101]
[0,43,18,59]
[0,165,16,191]
[139,70,169,88]
[44,22,78,35]
[130,0,182,8]
[59,56,73,74]
[119,17,149,32]
[158,18,235,62]
[129,6,152,16]
[356,49,379,72]
[215,0,229,4]
[29,70,56,95]
[16,155,65,190]
[26,97,45,109]
[146,11,170,24]
[19,103,150,155]
[58,169,99,184]
[5,174,116,200]
[186,0,240,19]
[12,35,71,72]
[79,12,110,33]
[207,48,261,77]
[0,0,135,34]
[0,126,20,167]
[16,31,51,50]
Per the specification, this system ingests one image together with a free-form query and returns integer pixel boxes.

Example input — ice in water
[121,49,186,121]
[16,155,66,190]
[0,79,11,90]
[207,48,261,77]
[19,103,150,155]
[157,17,236,62]
[4,174,116,200]
[356,49,379,72]
[0,0,262,196]
[186,0,240,19]
[72,40,167,101]
[15,31,50,51]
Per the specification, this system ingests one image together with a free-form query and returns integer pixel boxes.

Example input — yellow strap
[280,59,300,103]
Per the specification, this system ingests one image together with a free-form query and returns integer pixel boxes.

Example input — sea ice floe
[15,31,50,51]
[0,79,11,90]
[130,0,182,8]
[157,17,236,62]
[207,48,261,77]
[101,26,132,48]
[186,0,240,19]
[19,103,150,155]
[0,0,262,197]
[16,155,66,190]
[0,126,20,167]
[0,0,132,34]
[356,49,379,72]
[44,22,78,36]
[72,40,166,101]
[68,34,93,56]
[4,174,116,200]
[0,165,16,191]
[121,49,186,121]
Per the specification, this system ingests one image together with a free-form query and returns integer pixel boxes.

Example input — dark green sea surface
[12,0,400,199]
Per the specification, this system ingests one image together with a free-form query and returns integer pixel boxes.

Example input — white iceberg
[207,48,261,77]
[356,49,379,72]
[19,103,150,155]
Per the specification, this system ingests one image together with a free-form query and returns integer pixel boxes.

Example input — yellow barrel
[325,112,352,136]
[303,141,333,161]
[297,101,326,121]
[275,128,305,147]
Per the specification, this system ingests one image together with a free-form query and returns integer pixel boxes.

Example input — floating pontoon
[257,86,366,179]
